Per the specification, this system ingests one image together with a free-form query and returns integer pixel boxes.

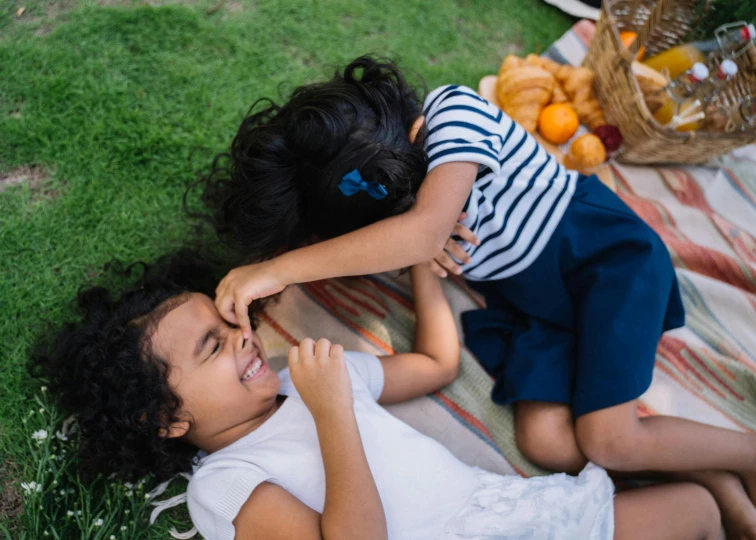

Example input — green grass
[0,0,572,536]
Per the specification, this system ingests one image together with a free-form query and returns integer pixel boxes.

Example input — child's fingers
[429,259,448,278]
[234,296,253,340]
[315,338,332,362]
[287,345,299,367]
[215,295,239,326]
[444,239,471,264]
[452,222,480,246]
[458,212,467,222]
[298,338,316,363]
[329,343,344,361]
[435,250,463,275]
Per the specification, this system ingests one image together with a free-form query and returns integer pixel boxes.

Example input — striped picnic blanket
[256,22,756,481]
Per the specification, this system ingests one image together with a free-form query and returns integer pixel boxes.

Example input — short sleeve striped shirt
[423,85,578,281]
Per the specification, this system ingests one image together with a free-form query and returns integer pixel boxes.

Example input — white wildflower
[94,518,104,527]
[77,510,82,516]
[20,481,42,495]
[121,526,127,531]
[41,385,47,393]
[125,490,133,497]
[67,510,74,517]
[110,536,116,540]
[31,429,48,443]
[124,509,130,515]
[38,408,45,414]
[49,454,56,460]
[55,430,68,442]
[60,490,66,496]
[43,531,49,536]
[123,482,133,489]
[52,480,58,486]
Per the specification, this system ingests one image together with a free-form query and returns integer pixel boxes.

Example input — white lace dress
[441,463,615,540]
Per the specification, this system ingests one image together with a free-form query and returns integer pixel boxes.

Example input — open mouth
[241,356,266,382]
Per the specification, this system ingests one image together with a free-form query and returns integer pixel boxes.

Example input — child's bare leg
[514,401,587,474]
[614,483,720,540]
[674,470,756,539]
[575,400,756,473]
[740,472,756,509]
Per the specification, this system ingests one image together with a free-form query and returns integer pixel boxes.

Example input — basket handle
[614,0,673,64]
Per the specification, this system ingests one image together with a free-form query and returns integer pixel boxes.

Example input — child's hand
[288,338,353,420]
[429,213,479,278]
[215,260,287,339]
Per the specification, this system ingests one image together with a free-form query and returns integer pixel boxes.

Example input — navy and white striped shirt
[423,85,578,281]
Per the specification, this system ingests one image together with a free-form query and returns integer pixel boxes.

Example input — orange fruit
[538,104,579,145]
[620,31,645,61]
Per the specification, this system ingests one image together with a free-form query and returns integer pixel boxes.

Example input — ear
[409,116,425,144]
[159,420,190,439]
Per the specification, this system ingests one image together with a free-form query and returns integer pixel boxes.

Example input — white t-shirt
[187,352,481,540]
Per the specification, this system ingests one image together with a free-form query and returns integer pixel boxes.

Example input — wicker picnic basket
[583,0,756,164]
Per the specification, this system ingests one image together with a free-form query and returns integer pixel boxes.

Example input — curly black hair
[199,55,429,262]
[32,251,261,482]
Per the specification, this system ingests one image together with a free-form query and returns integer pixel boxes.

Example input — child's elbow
[437,358,461,387]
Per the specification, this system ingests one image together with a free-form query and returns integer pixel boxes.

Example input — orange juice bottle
[644,23,756,80]
[652,63,709,125]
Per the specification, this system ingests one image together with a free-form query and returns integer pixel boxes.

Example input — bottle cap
[744,23,756,41]
[718,59,738,78]
[690,63,710,82]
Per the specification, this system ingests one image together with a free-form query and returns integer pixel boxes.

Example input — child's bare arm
[234,338,387,540]
[378,264,460,405]
[215,161,478,337]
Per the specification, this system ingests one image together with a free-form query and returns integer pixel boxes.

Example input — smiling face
[151,293,281,452]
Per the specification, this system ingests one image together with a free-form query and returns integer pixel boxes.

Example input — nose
[232,326,248,353]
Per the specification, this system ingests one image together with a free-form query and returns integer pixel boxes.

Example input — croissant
[526,54,568,103]
[496,66,555,133]
[498,54,528,76]
[561,67,606,130]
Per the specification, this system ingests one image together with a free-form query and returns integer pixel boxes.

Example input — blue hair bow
[338,169,388,200]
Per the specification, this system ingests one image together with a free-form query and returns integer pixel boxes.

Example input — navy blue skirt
[462,174,685,417]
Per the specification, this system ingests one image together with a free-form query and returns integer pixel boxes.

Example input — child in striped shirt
[203,55,756,536]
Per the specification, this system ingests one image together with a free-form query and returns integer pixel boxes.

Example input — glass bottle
[696,60,738,103]
[652,63,709,125]
[644,22,756,79]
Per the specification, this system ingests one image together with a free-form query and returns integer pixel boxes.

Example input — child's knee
[575,414,640,471]
[684,484,721,538]
[515,405,586,473]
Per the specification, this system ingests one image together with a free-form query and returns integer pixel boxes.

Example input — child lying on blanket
[202,54,756,537]
[34,252,721,540]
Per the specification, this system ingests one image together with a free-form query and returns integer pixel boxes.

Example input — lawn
[0,0,572,536]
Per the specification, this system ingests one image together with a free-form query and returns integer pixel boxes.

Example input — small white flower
[41,385,48,393]
[49,454,56,460]
[60,489,66,496]
[55,430,68,442]
[110,536,117,540]
[43,531,49,537]
[123,482,133,489]
[52,480,58,486]
[94,518,104,527]
[68,488,75,494]
[31,429,48,443]
[121,526,127,531]
[144,493,150,499]
[77,510,82,516]
[125,490,133,497]
[67,510,74,517]
[20,481,42,495]
[124,509,130,515]
[38,408,45,414]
